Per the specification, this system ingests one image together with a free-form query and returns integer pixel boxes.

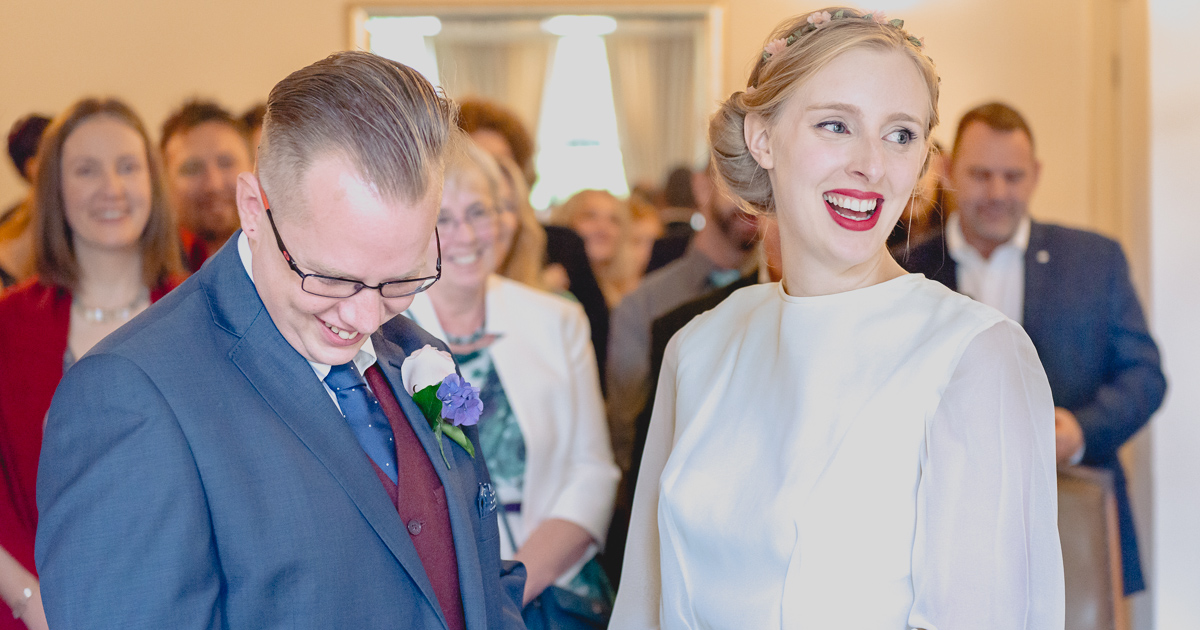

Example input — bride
[611,8,1064,629]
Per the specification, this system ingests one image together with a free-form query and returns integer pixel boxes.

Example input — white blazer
[406,276,619,557]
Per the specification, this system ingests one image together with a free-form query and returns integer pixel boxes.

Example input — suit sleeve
[1075,246,1166,464]
[36,353,222,630]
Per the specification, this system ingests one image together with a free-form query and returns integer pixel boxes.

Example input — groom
[36,52,526,629]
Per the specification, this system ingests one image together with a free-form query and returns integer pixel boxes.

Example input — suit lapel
[1023,222,1049,331]
[207,242,445,624]
[373,322,490,628]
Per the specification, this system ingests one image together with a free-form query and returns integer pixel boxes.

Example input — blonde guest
[553,189,641,307]
[492,155,547,289]
[405,136,619,624]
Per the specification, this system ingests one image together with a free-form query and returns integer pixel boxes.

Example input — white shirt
[237,232,377,410]
[946,213,1030,324]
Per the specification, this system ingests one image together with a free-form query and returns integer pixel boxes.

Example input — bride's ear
[744,112,774,170]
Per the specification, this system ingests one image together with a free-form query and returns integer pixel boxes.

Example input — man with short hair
[161,100,254,270]
[37,52,526,629]
[1,114,51,287]
[902,102,1166,595]
[606,165,760,473]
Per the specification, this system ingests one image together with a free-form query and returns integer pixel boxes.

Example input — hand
[1054,407,1084,466]
[540,263,570,294]
[511,518,594,606]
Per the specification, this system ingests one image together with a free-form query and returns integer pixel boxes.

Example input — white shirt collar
[237,231,377,379]
[945,213,1031,263]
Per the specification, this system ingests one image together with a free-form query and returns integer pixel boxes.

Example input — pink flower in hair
[808,11,832,27]
[870,11,889,24]
[763,38,788,58]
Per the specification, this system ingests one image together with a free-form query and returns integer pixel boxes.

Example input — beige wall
[0,0,1121,242]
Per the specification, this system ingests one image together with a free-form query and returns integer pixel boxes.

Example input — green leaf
[434,423,451,469]
[833,10,845,19]
[889,18,904,28]
[412,384,443,430]
[442,425,476,460]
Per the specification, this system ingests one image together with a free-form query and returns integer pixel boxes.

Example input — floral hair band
[761,9,925,64]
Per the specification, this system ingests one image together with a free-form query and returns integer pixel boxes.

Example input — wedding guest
[901,102,1165,595]
[553,189,645,307]
[457,98,537,188]
[1,115,52,288]
[0,97,184,630]
[492,155,547,288]
[646,165,699,273]
[605,164,760,473]
[456,97,609,389]
[160,100,253,270]
[625,194,664,290]
[241,103,267,155]
[888,138,947,251]
[613,9,1063,628]
[405,137,619,624]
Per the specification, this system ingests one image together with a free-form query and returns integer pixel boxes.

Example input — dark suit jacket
[35,239,526,629]
[901,221,1166,594]
[544,225,609,392]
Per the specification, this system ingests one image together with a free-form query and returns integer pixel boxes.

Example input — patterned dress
[455,347,610,601]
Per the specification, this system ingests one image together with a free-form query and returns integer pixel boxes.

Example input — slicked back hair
[257,51,457,215]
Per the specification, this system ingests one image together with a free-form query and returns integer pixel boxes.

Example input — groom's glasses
[258,182,441,299]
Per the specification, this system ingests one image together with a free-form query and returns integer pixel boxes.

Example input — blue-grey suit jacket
[35,238,527,629]
[900,221,1166,594]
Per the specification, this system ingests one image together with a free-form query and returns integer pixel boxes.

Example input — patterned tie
[324,362,399,483]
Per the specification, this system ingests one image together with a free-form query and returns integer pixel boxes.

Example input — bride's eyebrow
[807,102,861,116]
[807,102,923,126]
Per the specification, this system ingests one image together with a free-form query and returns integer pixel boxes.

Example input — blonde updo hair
[710,7,940,214]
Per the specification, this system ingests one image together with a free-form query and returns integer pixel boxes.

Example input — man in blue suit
[900,102,1166,595]
[36,52,526,628]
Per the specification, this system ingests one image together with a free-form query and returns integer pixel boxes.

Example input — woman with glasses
[0,98,185,629]
[405,135,619,625]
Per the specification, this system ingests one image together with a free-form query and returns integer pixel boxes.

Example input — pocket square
[477,482,498,519]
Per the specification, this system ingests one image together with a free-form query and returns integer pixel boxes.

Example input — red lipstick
[824,189,884,232]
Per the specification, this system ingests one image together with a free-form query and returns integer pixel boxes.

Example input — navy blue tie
[324,362,399,483]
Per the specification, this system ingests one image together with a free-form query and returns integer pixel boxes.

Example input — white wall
[1148,0,1200,627]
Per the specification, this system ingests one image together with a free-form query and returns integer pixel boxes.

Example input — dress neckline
[776,272,926,306]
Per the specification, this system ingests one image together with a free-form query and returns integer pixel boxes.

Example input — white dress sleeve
[907,319,1065,630]
[609,334,681,629]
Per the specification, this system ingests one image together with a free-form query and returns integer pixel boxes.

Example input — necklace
[444,321,487,346]
[73,288,149,324]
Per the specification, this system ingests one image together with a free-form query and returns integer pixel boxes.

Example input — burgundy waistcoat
[365,365,466,630]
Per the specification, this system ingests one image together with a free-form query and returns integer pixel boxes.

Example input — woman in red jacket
[0,98,185,629]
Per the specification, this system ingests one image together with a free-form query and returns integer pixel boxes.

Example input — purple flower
[436,374,483,427]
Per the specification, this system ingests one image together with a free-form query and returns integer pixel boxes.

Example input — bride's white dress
[611,275,1064,629]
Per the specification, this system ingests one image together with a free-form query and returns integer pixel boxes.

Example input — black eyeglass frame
[259,184,441,299]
